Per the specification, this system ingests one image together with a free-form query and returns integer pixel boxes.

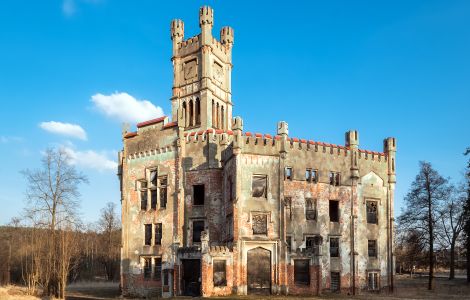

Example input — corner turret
[199,6,213,45]
[220,26,234,48]
[383,137,397,183]
[346,130,360,178]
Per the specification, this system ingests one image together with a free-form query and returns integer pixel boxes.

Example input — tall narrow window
[368,240,377,257]
[154,257,162,281]
[150,189,157,210]
[221,105,225,130]
[159,176,168,208]
[330,237,339,257]
[143,257,151,279]
[329,200,339,222]
[155,223,162,245]
[226,214,233,240]
[294,259,310,285]
[368,272,379,290]
[366,201,378,224]
[213,260,227,286]
[228,177,233,202]
[140,181,148,211]
[189,99,194,127]
[329,172,341,186]
[285,167,292,180]
[192,220,204,243]
[216,102,220,129]
[331,272,340,292]
[311,169,318,183]
[212,100,215,127]
[193,184,205,205]
[182,102,187,127]
[150,170,157,187]
[305,169,312,181]
[195,98,201,125]
[286,236,292,252]
[252,175,267,198]
[305,198,316,221]
[144,224,152,246]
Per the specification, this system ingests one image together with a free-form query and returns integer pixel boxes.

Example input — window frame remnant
[329,171,341,186]
[143,257,151,280]
[331,271,340,292]
[252,214,268,235]
[155,223,162,245]
[140,180,148,211]
[294,259,310,285]
[159,176,168,208]
[329,200,339,222]
[366,200,378,224]
[252,175,267,198]
[330,237,339,257]
[154,257,162,281]
[368,272,379,290]
[305,198,317,221]
[286,236,292,252]
[285,167,293,180]
[213,260,227,286]
[193,184,205,206]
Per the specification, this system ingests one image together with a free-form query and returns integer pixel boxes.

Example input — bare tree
[437,186,465,279]
[97,202,121,281]
[464,148,470,283]
[22,148,87,298]
[398,161,451,290]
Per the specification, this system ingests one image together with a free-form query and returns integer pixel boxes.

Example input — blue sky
[0,0,469,225]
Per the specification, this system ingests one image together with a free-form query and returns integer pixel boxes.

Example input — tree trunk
[467,238,470,283]
[428,192,434,290]
[449,240,455,280]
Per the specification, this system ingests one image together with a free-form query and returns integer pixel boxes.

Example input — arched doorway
[247,247,271,294]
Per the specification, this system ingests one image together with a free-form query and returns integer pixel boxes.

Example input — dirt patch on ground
[0,285,42,300]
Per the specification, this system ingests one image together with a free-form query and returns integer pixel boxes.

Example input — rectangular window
[150,170,157,187]
[252,214,268,235]
[140,180,148,210]
[150,189,157,210]
[294,259,310,285]
[368,240,377,258]
[306,236,321,255]
[366,201,378,224]
[163,269,169,286]
[228,177,233,202]
[286,236,292,252]
[368,272,379,290]
[305,198,316,221]
[331,272,340,292]
[155,223,162,245]
[305,169,311,181]
[213,260,227,286]
[154,257,162,281]
[143,257,151,280]
[193,184,205,205]
[311,169,318,183]
[330,237,339,257]
[329,172,341,186]
[252,175,267,198]
[144,224,152,246]
[192,220,204,243]
[285,167,293,180]
[329,200,339,222]
[159,177,168,208]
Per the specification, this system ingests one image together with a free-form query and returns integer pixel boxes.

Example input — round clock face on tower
[184,60,197,80]
[213,62,224,84]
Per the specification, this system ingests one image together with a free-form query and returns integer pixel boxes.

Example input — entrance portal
[247,247,271,294]
[181,259,201,296]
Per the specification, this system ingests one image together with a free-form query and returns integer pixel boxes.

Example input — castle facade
[118,6,396,297]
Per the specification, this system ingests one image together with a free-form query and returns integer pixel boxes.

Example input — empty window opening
[182,102,187,127]
[329,172,341,186]
[196,98,201,125]
[368,272,379,290]
[163,269,169,286]
[226,214,233,240]
[213,260,227,286]
[221,106,225,130]
[141,190,148,211]
[330,237,339,257]
[306,236,321,255]
[305,198,316,221]
[143,257,151,280]
[329,200,339,222]
[151,189,157,210]
[159,176,168,208]
[252,214,268,235]
[311,169,318,183]
[144,224,152,246]
[189,100,194,127]
[294,259,310,285]
[212,100,216,128]
[366,201,378,224]
[252,175,267,198]
[155,223,162,245]
[228,177,233,202]
[305,169,311,181]
[193,184,205,205]
[216,102,220,129]
[154,257,162,281]
[285,167,293,180]
[368,240,377,258]
[150,170,157,186]
[192,220,204,243]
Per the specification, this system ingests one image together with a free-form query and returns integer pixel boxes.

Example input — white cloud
[62,0,76,16]
[62,146,117,172]
[40,121,87,141]
[91,92,164,124]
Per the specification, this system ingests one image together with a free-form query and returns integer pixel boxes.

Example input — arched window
[196,98,201,125]
[189,100,194,127]
[182,102,187,127]
[221,105,225,130]
[212,100,215,128]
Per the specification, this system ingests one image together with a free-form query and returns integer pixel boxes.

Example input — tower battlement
[170,19,184,42]
[199,6,214,26]
[220,26,234,46]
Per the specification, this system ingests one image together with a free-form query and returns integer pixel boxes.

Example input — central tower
[170,6,234,131]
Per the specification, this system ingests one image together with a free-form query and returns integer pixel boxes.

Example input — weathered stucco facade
[118,6,396,297]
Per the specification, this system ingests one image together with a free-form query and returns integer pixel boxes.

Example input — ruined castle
[118,6,396,297]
